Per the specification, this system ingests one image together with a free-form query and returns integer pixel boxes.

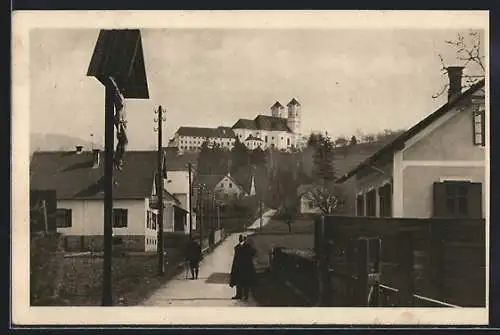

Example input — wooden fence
[316,216,486,307]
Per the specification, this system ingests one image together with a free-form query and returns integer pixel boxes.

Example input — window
[229,182,232,188]
[56,209,72,228]
[378,183,392,217]
[356,194,365,216]
[433,181,482,218]
[366,189,376,216]
[287,138,290,146]
[473,109,485,146]
[113,208,128,228]
[152,213,157,230]
[265,136,268,143]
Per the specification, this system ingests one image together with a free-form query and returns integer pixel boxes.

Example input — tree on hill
[197,139,228,175]
[230,137,249,174]
[250,147,267,166]
[305,133,345,215]
[349,135,358,146]
[307,132,323,148]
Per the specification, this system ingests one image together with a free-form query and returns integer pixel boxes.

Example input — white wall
[57,198,148,237]
[165,171,194,234]
[299,196,322,214]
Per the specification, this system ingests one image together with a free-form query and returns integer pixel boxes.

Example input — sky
[30,28,484,150]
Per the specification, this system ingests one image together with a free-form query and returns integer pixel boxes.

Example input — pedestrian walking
[229,234,257,301]
[185,237,202,280]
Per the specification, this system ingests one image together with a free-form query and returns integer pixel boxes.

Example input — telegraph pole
[188,163,193,238]
[154,105,166,276]
[199,185,204,249]
[102,79,115,306]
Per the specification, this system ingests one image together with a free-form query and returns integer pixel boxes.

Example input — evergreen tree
[312,134,336,183]
[230,137,249,173]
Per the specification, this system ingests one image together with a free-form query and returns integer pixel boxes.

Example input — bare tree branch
[433,30,485,99]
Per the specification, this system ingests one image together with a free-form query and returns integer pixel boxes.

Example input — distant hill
[30,133,100,155]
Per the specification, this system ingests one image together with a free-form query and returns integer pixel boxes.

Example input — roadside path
[140,209,276,306]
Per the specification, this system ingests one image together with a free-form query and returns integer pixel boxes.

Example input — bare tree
[304,183,345,215]
[433,30,485,99]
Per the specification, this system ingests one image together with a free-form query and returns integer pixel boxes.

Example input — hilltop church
[169,98,303,152]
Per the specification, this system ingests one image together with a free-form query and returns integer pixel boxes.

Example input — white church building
[232,98,302,151]
[169,98,303,152]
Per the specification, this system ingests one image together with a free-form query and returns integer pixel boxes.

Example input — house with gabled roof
[336,69,486,219]
[30,148,189,252]
[196,172,248,204]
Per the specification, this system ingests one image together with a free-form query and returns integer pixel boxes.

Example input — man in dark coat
[185,237,202,280]
[230,234,245,299]
[230,235,257,301]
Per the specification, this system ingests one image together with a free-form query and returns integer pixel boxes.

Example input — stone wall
[63,235,146,252]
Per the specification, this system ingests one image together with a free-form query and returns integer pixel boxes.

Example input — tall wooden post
[356,238,369,307]
[87,29,150,307]
[102,80,115,306]
[156,105,165,276]
[199,186,204,249]
[188,163,193,238]
[398,231,415,306]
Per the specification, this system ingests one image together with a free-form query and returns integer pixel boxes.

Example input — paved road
[140,209,276,307]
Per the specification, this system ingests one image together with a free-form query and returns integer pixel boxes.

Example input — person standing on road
[185,237,202,280]
[230,235,257,301]
[230,234,245,299]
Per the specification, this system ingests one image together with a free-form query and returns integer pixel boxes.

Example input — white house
[337,70,485,219]
[196,172,251,205]
[297,184,323,215]
[164,169,196,234]
[168,126,236,153]
[30,149,183,252]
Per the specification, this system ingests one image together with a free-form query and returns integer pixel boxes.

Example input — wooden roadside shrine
[87,29,149,306]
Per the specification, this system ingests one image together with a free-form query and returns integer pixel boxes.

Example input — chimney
[447,66,464,102]
[75,145,83,154]
[92,149,100,168]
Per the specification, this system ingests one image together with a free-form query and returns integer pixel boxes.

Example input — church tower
[287,98,301,143]
[271,101,285,118]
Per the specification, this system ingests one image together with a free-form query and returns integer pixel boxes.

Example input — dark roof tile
[30,150,159,199]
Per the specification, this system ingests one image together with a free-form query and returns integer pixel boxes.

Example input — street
[140,209,276,307]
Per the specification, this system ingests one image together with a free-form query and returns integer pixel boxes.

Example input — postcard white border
[12,10,490,326]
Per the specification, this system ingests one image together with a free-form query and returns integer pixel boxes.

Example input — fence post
[369,238,382,307]
[428,222,444,301]
[316,216,330,306]
[397,231,414,306]
[356,238,369,307]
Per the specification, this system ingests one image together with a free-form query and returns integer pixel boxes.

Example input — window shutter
[433,182,448,217]
[468,182,483,219]
[481,110,486,146]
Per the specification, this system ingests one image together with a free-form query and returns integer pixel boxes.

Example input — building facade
[169,126,236,153]
[168,98,303,152]
[232,98,302,151]
[337,72,485,219]
[30,149,185,252]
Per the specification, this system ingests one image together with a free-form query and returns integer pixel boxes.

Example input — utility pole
[260,195,263,230]
[199,185,204,249]
[188,163,193,239]
[154,105,166,276]
[102,79,115,306]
